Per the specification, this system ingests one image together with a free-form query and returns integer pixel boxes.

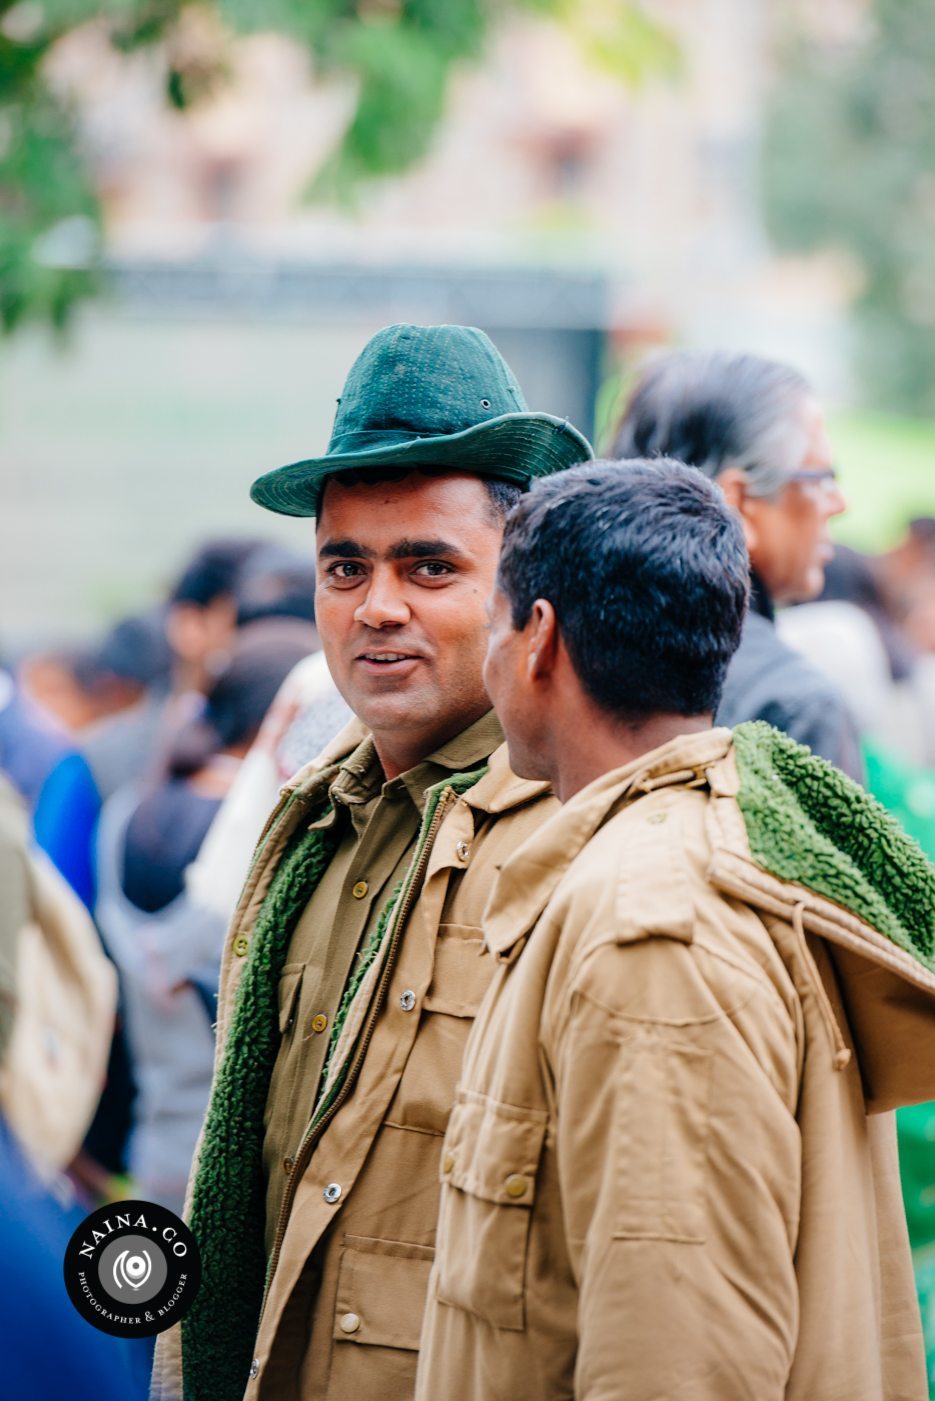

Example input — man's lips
[354,650,424,673]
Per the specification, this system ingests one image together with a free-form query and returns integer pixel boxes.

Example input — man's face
[315,472,502,770]
[483,585,547,782]
[742,396,846,605]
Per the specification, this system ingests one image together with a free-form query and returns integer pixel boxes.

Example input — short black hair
[497,458,749,719]
[318,467,522,524]
[171,539,266,607]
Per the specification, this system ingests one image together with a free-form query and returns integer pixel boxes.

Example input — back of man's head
[497,458,749,719]
[612,350,810,497]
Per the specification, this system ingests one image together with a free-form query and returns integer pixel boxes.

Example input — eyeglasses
[782,467,841,502]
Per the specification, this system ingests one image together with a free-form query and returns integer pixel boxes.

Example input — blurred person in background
[80,609,174,802]
[612,348,862,780]
[0,775,116,1176]
[235,543,318,628]
[0,776,141,1398]
[165,537,266,702]
[0,660,100,903]
[96,619,318,1216]
[22,615,173,906]
[0,1113,148,1401]
[782,530,935,765]
[189,545,351,924]
[774,526,935,1393]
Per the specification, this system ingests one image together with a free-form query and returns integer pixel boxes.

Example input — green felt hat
[250,322,593,517]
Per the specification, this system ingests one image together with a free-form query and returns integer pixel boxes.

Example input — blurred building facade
[2,0,864,642]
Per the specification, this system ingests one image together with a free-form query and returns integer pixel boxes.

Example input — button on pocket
[435,1090,546,1331]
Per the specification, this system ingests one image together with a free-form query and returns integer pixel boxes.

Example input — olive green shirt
[262,710,503,1250]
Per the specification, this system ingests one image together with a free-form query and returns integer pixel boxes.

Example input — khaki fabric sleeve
[549,934,802,1401]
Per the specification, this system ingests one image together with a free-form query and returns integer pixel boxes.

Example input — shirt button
[351,880,369,899]
[441,1152,455,1174]
[455,841,470,862]
[339,1312,361,1334]
[399,990,416,1012]
[233,935,249,957]
[504,1174,528,1198]
[310,1013,328,1034]
[249,1358,259,1380]
[324,1182,342,1204]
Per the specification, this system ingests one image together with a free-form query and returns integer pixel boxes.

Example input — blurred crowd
[0,536,351,1393]
[2,346,935,1395]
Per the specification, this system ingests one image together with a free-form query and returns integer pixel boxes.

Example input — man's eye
[414,561,453,578]
[328,561,364,580]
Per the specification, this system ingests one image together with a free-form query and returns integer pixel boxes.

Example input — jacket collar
[283,713,546,819]
[484,728,734,960]
[749,568,775,623]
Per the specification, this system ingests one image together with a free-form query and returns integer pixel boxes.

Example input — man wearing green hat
[150,324,591,1401]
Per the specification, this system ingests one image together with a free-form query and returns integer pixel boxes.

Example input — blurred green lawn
[830,411,935,551]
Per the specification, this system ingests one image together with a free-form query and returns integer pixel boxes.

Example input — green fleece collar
[733,721,935,972]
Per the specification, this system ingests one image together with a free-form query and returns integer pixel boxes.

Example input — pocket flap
[423,925,491,1019]
[442,1090,546,1206]
[332,1235,434,1350]
[277,964,303,1034]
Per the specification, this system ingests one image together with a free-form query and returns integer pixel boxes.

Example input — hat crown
[327,323,528,454]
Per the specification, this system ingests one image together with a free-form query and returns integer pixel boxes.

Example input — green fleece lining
[181,764,488,1401]
[733,721,935,971]
[182,799,340,1401]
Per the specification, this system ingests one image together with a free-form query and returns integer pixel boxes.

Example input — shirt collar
[483,727,734,960]
[328,708,505,820]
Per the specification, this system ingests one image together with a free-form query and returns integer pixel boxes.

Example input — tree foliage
[763,0,935,416]
[0,0,676,337]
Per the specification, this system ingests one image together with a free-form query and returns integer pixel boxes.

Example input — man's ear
[527,599,558,681]
[716,468,758,556]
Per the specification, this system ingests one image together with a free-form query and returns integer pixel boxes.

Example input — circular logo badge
[63,1200,201,1338]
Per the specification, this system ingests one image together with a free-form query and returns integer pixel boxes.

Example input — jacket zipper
[256,785,457,1327]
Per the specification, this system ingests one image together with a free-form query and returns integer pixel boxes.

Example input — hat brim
[250,412,593,518]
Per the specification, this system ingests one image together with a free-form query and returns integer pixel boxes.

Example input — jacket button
[504,1174,528,1198]
[339,1312,361,1334]
[233,935,249,957]
[455,841,470,862]
[441,1152,454,1174]
[399,990,416,1012]
[323,1182,342,1204]
[351,880,369,899]
[249,1358,259,1379]
[283,1156,294,1175]
[310,1013,328,1034]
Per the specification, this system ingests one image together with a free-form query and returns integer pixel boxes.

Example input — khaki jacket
[416,728,934,1401]
[152,721,554,1401]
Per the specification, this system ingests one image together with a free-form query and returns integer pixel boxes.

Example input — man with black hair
[612,349,862,779]
[151,323,591,1401]
[416,459,935,1401]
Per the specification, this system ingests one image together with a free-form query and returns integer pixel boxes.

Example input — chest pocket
[386,926,493,1137]
[434,1088,547,1331]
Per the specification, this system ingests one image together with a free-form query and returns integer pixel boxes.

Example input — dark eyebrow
[388,538,469,562]
[319,539,376,560]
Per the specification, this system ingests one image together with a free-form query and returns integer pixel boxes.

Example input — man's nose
[354,569,410,628]
[824,479,847,519]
